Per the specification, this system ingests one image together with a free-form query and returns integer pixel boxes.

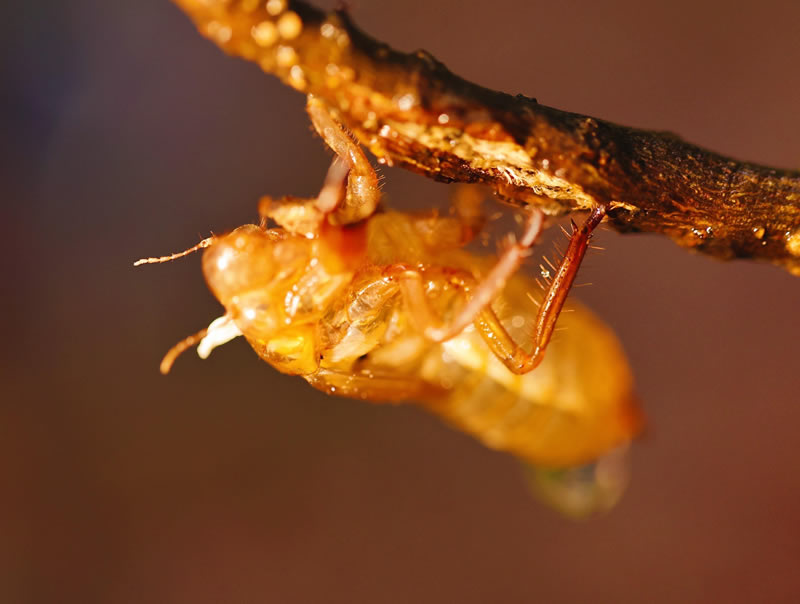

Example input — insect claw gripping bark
[259,98,377,237]
[305,96,380,225]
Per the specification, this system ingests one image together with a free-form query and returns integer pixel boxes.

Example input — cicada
[137,121,643,515]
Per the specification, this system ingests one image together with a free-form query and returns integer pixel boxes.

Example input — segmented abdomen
[417,288,643,468]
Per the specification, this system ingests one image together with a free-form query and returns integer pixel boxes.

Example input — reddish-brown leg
[404,207,544,342]
[399,205,607,374]
[526,205,606,359]
[473,204,607,373]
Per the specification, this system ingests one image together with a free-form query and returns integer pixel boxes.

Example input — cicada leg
[400,207,545,343]
[306,95,381,225]
[398,205,607,375]
[474,205,607,374]
[258,158,350,236]
[528,205,607,356]
[305,368,443,402]
[260,96,380,236]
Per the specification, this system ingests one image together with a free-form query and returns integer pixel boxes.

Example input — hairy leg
[400,207,544,343]
[527,205,606,363]
[306,95,381,225]
[258,158,350,236]
[398,205,607,374]
[259,96,380,235]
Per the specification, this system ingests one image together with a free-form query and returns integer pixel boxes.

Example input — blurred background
[3,0,800,602]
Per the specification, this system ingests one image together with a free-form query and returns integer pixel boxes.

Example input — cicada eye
[202,225,277,306]
[232,293,278,340]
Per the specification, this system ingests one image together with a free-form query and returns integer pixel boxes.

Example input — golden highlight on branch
[172,0,800,275]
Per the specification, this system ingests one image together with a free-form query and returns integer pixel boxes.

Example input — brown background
[3,0,800,602]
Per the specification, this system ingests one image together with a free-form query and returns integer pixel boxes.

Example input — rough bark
[172,0,800,275]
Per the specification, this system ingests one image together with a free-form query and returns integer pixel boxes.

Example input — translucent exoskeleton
[136,100,644,515]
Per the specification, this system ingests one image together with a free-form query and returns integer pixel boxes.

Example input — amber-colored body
[137,89,642,512]
[186,207,642,469]
[137,96,641,471]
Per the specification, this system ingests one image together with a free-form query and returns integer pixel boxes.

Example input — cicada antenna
[133,236,215,266]
[159,328,209,375]
[159,315,243,374]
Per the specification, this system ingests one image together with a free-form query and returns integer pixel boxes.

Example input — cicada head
[202,224,313,341]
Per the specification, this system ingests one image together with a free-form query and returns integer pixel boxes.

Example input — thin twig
[171,0,800,275]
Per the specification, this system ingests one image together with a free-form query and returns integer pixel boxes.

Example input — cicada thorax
[308,211,473,370]
[315,268,400,367]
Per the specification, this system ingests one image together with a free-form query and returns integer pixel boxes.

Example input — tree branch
[172,0,800,275]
